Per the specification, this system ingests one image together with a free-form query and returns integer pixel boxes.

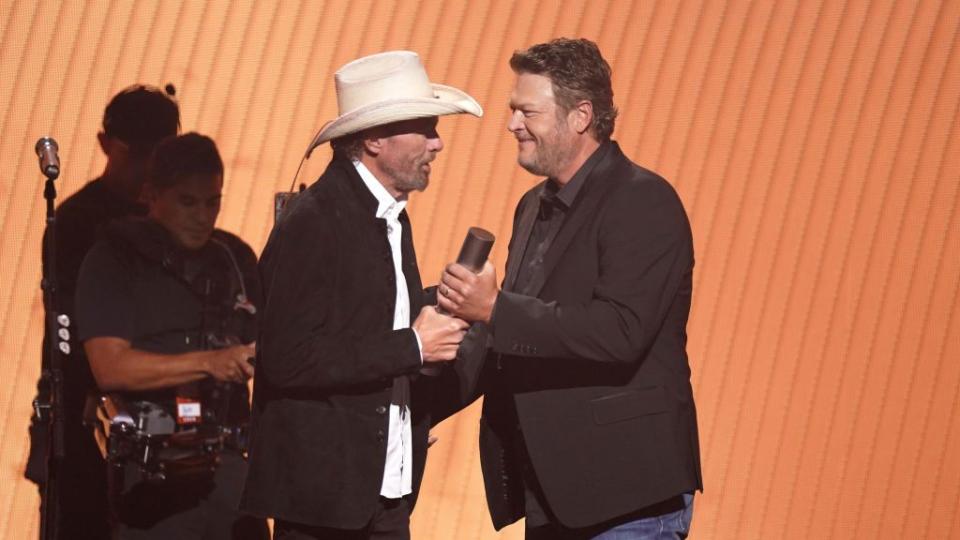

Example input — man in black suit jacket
[438,38,703,539]
[240,51,481,539]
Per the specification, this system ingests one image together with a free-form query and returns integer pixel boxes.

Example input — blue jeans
[592,492,695,539]
[526,492,695,540]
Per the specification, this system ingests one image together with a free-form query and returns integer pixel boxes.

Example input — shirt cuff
[413,328,444,376]
[412,328,424,363]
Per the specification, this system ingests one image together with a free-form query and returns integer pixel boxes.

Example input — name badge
[176,397,202,425]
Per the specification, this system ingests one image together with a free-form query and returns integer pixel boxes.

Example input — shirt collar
[543,140,612,210]
[353,160,407,219]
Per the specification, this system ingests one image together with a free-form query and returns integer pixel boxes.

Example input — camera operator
[75,133,268,539]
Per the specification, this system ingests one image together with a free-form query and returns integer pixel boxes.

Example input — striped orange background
[1,1,958,538]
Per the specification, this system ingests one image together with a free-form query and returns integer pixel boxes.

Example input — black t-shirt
[75,218,261,426]
[40,178,147,419]
[49,178,147,314]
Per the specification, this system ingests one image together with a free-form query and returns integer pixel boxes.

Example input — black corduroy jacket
[240,157,437,529]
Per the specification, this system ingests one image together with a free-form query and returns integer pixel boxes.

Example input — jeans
[526,492,695,540]
[593,492,695,539]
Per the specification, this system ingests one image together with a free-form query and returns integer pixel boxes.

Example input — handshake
[414,228,498,363]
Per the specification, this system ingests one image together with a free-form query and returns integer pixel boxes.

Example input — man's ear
[97,131,110,155]
[570,100,594,135]
[362,132,384,157]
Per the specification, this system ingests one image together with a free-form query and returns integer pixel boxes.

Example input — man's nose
[197,207,218,225]
[429,134,444,153]
[507,110,524,134]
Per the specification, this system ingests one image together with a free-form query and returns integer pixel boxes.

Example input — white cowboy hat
[306,50,483,156]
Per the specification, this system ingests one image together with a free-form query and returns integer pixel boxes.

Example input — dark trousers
[113,452,269,540]
[273,497,411,540]
[28,420,111,540]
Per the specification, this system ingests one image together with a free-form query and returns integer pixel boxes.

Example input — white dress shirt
[353,160,420,499]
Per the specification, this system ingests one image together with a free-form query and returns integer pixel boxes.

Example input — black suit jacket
[442,142,702,530]
[240,157,436,529]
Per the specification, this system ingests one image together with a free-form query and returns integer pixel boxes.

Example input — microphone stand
[38,168,65,540]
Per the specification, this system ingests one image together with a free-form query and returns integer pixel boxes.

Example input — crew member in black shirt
[26,85,180,540]
[75,133,269,540]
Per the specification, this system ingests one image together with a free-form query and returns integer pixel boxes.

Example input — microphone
[450,228,495,354]
[436,227,495,316]
[35,137,60,179]
[455,227,495,273]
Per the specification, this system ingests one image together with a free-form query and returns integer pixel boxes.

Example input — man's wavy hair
[510,38,618,141]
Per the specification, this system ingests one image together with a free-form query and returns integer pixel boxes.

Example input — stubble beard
[517,119,574,179]
[384,154,431,194]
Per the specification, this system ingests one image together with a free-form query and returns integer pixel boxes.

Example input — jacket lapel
[399,210,424,313]
[502,191,540,292]
[333,157,423,311]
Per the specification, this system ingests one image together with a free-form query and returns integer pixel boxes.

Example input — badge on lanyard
[176,396,202,425]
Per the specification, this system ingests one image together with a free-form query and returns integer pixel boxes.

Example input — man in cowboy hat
[240,51,482,539]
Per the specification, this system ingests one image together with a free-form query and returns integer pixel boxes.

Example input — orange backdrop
[1,1,959,538]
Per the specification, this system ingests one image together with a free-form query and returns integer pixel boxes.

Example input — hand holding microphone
[414,227,495,363]
[412,306,470,363]
[438,227,498,323]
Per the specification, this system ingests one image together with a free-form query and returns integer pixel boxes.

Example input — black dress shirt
[508,142,612,526]
[512,142,611,295]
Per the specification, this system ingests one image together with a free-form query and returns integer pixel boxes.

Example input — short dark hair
[103,85,180,153]
[146,133,224,192]
[330,130,366,160]
[510,38,617,140]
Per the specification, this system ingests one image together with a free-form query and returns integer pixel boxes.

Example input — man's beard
[384,155,431,193]
[517,120,574,179]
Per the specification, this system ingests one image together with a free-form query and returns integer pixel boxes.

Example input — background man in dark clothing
[26,85,180,540]
[438,38,702,539]
[75,133,268,539]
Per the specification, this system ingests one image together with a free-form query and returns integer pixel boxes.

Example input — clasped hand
[412,306,470,363]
